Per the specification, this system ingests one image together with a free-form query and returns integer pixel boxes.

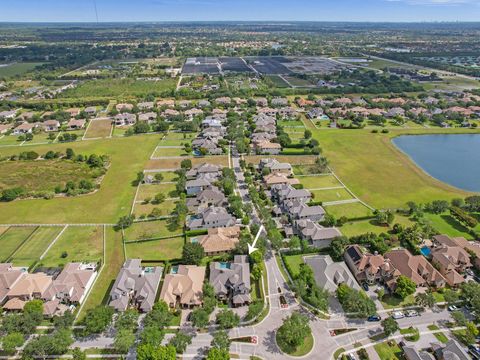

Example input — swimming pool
[420,246,431,257]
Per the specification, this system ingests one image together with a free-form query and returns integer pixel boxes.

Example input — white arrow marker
[248,225,264,254]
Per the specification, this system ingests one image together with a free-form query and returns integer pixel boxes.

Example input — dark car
[367,315,381,322]
[362,283,369,291]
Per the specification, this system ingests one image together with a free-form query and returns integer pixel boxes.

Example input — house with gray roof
[271,184,312,204]
[294,219,342,248]
[186,163,221,179]
[109,259,162,313]
[259,158,292,175]
[209,255,251,307]
[187,206,236,230]
[304,255,360,293]
[114,113,136,126]
[186,186,227,212]
[186,178,211,195]
[284,199,325,222]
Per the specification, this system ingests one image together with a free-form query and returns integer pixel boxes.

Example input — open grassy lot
[125,236,184,261]
[298,175,342,189]
[0,134,24,146]
[340,215,414,237]
[157,139,190,147]
[77,227,123,321]
[0,62,44,78]
[11,226,63,266]
[423,212,473,239]
[311,188,354,202]
[0,158,101,192]
[0,135,158,223]
[314,129,476,209]
[277,120,305,128]
[123,219,183,241]
[373,341,403,360]
[324,202,374,219]
[145,171,178,182]
[84,119,112,139]
[0,226,38,262]
[41,226,104,267]
[133,200,176,218]
[146,155,229,170]
[381,294,415,309]
[60,78,177,98]
[151,147,188,157]
[163,132,197,140]
[245,155,316,166]
[137,183,177,200]
[27,132,55,145]
[283,254,305,278]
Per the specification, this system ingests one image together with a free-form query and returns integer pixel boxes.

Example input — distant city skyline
[1,0,480,22]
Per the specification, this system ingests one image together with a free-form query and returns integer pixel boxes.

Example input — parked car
[448,305,460,311]
[392,311,405,319]
[362,283,369,291]
[347,354,357,360]
[406,310,418,317]
[367,315,381,322]
[466,269,474,276]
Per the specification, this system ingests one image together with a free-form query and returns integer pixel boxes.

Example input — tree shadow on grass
[440,214,471,234]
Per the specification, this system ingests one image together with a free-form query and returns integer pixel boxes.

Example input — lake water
[393,134,480,192]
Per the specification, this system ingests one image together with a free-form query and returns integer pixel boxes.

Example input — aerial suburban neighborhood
[1,5,480,360]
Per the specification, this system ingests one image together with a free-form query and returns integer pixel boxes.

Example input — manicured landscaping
[41,225,104,267]
[276,331,314,357]
[324,202,374,219]
[373,341,403,360]
[428,325,449,343]
[282,254,305,278]
[125,236,184,261]
[380,294,415,309]
[423,212,473,239]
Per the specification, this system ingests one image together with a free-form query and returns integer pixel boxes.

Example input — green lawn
[162,132,197,141]
[125,236,184,261]
[123,219,183,241]
[428,325,449,343]
[373,341,403,360]
[276,331,314,357]
[314,129,476,209]
[77,227,124,321]
[298,175,342,189]
[423,212,473,239]
[0,135,23,146]
[324,202,374,219]
[0,135,159,223]
[137,183,177,201]
[152,147,188,157]
[340,215,414,237]
[0,226,38,262]
[283,254,305,278]
[380,294,415,309]
[311,188,354,203]
[11,226,63,266]
[40,226,104,267]
[277,120,305,128]
[147,171,178,182]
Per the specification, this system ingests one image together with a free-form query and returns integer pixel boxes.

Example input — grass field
[298,175,342,189]
[137,183,177,200]
[146,155,229,170]
[0,226,38,262]
[340,215,414,237]
[373,341,403,360]
[146,171,178,182]
[125,236,184,261]
[11,227,63,266]
[123,219,183,241]
[41,226,104,267]
[424,212,473,239]
[133,200,177,217]
[151,147,188,157]
[283,254,305,278]
[245,155,316,166]
[324,202,374,219]
[60,78,177,98]
[0,135,23,146]
[0,62,44,78]
[84,119,112,139]
[266,75,290,88]
[0,159,100,192]
[314,129,477,209]
[0,135,159,223]
[311,188,354,202]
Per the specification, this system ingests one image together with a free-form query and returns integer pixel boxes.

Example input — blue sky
[0,0,479,22]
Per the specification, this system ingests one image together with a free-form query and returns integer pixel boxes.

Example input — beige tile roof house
[6,272,53,303]
[263,173,300,188]
[437,235,480,270]
[67,118,86,130]
[160,265,206,308]
[0,263,25,304]
[431,235,471,286]
[254,140,282,155]
[116,103,134,112]
[385,249,446,288]
[157,99,175,108]
[196,226,241,255]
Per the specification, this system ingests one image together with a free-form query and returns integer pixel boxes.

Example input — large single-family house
[42,120,60,132]
[187,206,236,230]
[116,103,134,112]
[259,158,292,175]
[114,113,136,126]
[263,173,300,188]
[13,122,36,135]
[67,118,86,130]
[284,200,326,222]
[293,219,342,248]
[271,184,312,204]
[0,263,25,305]
[160,265,206,308]
[210,255,250,307]
[431,235,471,287]
[185,178,212,196]
[109,259,163,312]
[138,112,157,123]
[195,226,240,255]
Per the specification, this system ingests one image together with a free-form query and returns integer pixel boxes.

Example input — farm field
[0,158,101,192]
[0,135,159,223]
[40,225,104,267]
[123,219,183,241]
[59,78,177,98]
[125,236,184,261]
[11,226,63,267]
[84,119,113,139]
[314,128,477,209]
[0,226,38,262]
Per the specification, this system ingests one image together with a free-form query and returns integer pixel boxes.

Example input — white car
[448,305,460,312]
[392,311,405,319]
[406,310,418,317]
